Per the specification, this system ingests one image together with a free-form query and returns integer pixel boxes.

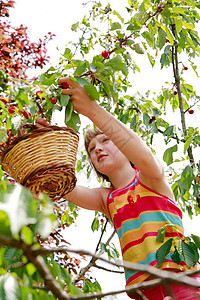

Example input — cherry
[50,97,57,104]
[169,173,172,176]
[36,90,43,98]
[100,219,104,223]
[8,106,15,114]
[149,116,156,124]
[174,91,177,95]
[0,97,7,104]
[184,66,188,70]
[102,50,109,58]
[22,111,29,119]
[166,39,170,43]
[61,82,70,89]
[188,109,194,114]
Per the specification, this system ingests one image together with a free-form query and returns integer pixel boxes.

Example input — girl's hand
[35,117,49,128]
[57,77,94,117]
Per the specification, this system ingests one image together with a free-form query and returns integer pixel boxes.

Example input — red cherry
[61,82,70,89]
[100,219,104,223]
[22,111,29,119]
[169,173,172,176]
[149,116,156,124]
[166,39,170,43]
[50,97,57,104]
[184,66,188,70]
[189,205,192,210]
[174,91,177,95]
[8,106,15,114]
[36,90,43,98]
[188,109,194,114]
[0,97,7,104]
[102,50,109,58]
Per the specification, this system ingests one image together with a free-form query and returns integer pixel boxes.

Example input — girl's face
[88,134,128,176]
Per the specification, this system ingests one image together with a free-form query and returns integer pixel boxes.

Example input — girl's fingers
[61,88,73,95]
[57,77,77,89]
[35,117,49,127]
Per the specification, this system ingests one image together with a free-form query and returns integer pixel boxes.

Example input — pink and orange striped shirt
[107,168,188,287]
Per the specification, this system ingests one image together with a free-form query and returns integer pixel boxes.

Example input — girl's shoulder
[98,186,111,217]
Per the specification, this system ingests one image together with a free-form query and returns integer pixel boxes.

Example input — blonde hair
[84,128,110,182]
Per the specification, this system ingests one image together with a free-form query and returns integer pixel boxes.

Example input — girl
[37,77,200,299]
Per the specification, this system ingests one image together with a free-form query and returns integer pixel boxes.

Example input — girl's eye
[89,146,95,153]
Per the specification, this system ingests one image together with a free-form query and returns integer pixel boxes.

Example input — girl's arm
[63,186,110,216]
[58,77,164,181]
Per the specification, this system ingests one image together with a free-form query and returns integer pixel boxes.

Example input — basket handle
[17,123,37,137]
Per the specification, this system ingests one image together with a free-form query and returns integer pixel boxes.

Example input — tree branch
[171,24,195,168]
[1,233,200,300]
[0,233,71,300]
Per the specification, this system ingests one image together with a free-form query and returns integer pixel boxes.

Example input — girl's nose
[95,144,103,154]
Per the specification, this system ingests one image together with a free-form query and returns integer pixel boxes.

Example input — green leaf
[175,18,183,35]
[105,55,126,71]
[182,21,195,30]
[91,217,99,232]
[147,53,155,67]
[180,165,195,190]
[142,31,154,45]
[65,102,73,123]
[133,43,144,54]
[143,113,150,125]
[26,263,37,276]
[157,224,178,243]
[62,47,73,60]
[163,125,176,136]
[65,111,81,133]
[71,22,79,32]
[74,61,87,76]
[156,226,166,243]
[171,246,181,265]
[3,247,20,265]
[184,136,194,154]
[83,83,99,101]
[60,94,70,107]
[156,238,173,268]
[113,10,124,23]
[191,235,200,250]
[179,241,197,269]
[39,73,56,86]
[68,284,83,295]
[21,226,34,245]
[0,211,11,236]
[110,22,121,31]
[157,27,167,49]
[163,145,178,166]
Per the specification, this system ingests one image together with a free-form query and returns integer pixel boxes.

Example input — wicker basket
[1,124,79,200]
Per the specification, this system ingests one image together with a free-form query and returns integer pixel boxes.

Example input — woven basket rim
[1,125,79,159]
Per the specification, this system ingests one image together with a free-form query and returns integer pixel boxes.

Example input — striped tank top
[107,168,188,287]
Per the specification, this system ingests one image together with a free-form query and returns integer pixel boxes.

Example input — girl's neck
[109,164,136,191]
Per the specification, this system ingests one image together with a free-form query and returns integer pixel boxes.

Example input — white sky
[9,1,200,299]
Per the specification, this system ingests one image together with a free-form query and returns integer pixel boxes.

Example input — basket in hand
[1,124,79,200]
